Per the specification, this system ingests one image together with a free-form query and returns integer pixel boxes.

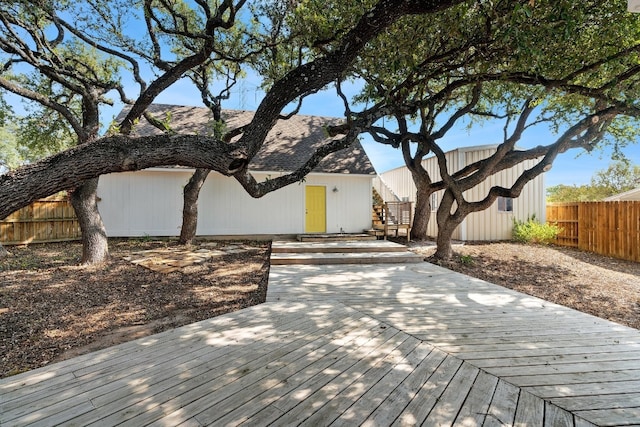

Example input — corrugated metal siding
[380,147,545,241]
[97,169,372,237]
[379,166,417,203]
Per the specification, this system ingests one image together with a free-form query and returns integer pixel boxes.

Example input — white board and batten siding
[97,168,372,237]
[380,145,546,241]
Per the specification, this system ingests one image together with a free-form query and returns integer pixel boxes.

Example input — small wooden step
[296,233,376,242]
[270,251,423,265]
[271,240,422,265]
[272,240,408,254]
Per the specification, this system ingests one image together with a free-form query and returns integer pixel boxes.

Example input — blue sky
[6,4,639,189]
[141,75,640,189]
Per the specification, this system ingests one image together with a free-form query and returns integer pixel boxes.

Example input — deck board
[483,379,520,427]
[1,260,639,426]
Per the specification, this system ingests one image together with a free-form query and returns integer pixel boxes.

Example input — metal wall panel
[380,146,545,241]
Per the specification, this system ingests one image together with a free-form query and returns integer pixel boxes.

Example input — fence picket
[0,196,81,245]
[547,201,640,262]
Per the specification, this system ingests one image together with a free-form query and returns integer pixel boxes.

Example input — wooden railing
[372,201,412,242]
[547,201,640,262]
[0,196,81,245]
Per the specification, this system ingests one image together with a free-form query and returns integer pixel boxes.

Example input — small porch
[369,201,413,242]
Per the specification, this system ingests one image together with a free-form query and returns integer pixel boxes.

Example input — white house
[97,104,376,237]
[603,187,640,201]
[378,145,546,241]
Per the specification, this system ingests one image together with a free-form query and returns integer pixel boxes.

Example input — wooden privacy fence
[547,201,640,262]
[0,196,81,245]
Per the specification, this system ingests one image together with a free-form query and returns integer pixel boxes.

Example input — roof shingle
[116,104,376,175]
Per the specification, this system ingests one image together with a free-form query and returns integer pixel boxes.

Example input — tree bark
[179,168,210,245]
[70,177,109,264]
[411,181,433,240]
[0,133,248,220]
[432,190,465,261]
[433,218,459,260]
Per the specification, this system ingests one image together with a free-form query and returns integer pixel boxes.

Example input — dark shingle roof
[115,104,376,175]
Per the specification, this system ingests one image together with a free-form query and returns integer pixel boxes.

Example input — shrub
[512,214,562,244]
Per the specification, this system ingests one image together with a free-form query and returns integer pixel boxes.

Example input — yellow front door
[305,186,326,233]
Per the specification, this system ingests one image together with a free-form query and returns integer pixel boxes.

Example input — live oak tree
[0,0,465,259]
[332,0,640,259]
[134,10,251,246]
[6,0,638,264]
[177,64,242,245]
[0,0,263,262]
[0,3,125,263]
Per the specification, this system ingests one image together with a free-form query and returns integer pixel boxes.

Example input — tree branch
[0,134,248,219]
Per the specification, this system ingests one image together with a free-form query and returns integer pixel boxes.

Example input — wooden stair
[296,233,376,242]
[271,240,423,265]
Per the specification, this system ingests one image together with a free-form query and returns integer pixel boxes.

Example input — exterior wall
[380,146,546,241]
[97,168,190,236]
[460,148,545,240]
[97,168,372,237]
[603,188,640,201]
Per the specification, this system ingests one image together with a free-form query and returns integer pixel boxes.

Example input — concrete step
[270,251,423,265]
[296,233,376,242]
[272,240,408,254]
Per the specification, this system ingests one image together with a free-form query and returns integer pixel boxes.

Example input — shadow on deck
[2,248,639,426]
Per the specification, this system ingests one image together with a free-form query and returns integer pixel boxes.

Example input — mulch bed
[0,238,271,378]
[412,241,640,330]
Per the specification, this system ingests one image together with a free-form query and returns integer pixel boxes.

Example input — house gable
[115,104,376,176]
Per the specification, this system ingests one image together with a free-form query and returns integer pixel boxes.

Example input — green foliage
[546,184,611,202]
[208,119,227,139]
[547,161,640,202]
[512,215,561,245]
[459,254,474,265]
[591,160,640,194]
[0,92,12,126]
[0,124,22,172]
[16,109,76,158]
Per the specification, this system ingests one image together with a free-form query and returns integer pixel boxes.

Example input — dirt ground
[411,241,640,331]
[1,238,639,379]
[0,239,271,378]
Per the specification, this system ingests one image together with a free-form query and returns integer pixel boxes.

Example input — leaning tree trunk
[411,183,433,240]
[432,218,461,260]
[179,168,211,245]
[70,177,109,264]
[432,190,466,261]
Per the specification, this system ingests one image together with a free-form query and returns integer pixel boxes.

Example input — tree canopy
[322,0,640,257]
[0,0,465,221]
[548,161,640,202]
[1,0,640,261]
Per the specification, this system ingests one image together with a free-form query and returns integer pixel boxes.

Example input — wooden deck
[2,261,640,426]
